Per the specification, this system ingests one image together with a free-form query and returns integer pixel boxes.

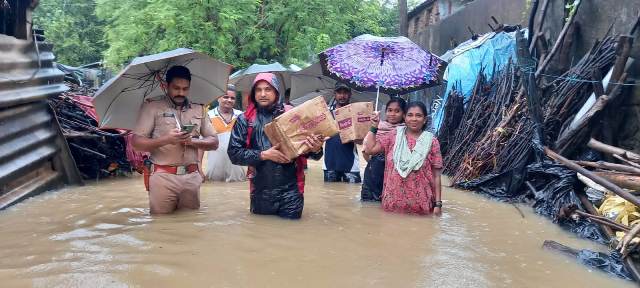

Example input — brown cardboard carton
[264,96,339,160]
[335,102,373,144]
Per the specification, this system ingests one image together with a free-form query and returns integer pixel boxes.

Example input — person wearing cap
[132,65,219,214]
[323,82,362,183]
[200,84,246,182]
[227,73,325,219]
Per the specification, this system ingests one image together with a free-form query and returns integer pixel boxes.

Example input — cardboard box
[264,96,339,160]
[335,102,373,144]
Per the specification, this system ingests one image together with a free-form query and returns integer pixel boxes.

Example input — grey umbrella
[290,62,389,108]
[92,48,231,130]
[229,62,299,92]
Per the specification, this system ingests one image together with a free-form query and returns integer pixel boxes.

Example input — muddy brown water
[0,164,633,287]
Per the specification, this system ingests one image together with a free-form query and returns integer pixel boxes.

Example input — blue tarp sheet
[433,31,520,131]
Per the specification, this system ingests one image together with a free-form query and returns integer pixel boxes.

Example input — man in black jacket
[228,73,324,219]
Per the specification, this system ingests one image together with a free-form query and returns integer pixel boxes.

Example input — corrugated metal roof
[0,32,82,209]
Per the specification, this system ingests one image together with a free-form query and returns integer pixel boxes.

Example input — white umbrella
[229,62,297,92]
[92,48,231,130]
[290,62,390,108]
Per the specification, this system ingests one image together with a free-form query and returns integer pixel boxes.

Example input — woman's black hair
[406,101,429,131]
[385,97,407,114]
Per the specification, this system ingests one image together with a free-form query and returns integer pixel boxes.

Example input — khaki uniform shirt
[134,97,216,166]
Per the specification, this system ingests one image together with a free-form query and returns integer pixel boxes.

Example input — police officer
[132,65,218,214]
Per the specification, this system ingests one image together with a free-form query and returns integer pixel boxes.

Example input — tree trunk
[399,0,408,37]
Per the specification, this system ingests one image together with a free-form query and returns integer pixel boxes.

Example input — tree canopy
[34,0,400,69]
[33,0,107,66]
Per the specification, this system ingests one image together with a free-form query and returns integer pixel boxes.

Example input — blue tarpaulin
[433,31,520,131]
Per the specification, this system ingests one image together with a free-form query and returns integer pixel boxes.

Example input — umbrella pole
[375,86,380,112]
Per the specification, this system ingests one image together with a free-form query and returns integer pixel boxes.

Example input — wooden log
[614,155,640,169]
[555,75,627,155]
[543,240,579,258]
[572,208,629,233]
[607,36,634,94]
[527,0,540,48]
[631,11,640,35]
[574,191,617,238]
[588,138,640,163]
[544,147,640,208]
[528,0,551,54]
[593,172,640,190]
[575,160,640,175]
[535,0,582,80]
[624,257,640,283]
[554,21,579,74]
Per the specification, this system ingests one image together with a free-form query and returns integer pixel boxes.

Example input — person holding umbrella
[227,73,325,219]
[323,83,362,183]
[132,65,219,214]
[363,101,443,215]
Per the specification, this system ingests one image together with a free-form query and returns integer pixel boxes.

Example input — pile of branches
[438,0,640,281]
[436,84,464,156]
[442,33,619,183]
[50,84,132,179]
[443,62,533,182]
[542,36,618,146]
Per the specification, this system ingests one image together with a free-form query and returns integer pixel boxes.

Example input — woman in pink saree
[364,101,443,215]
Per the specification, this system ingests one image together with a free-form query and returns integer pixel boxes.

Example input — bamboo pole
[575,160,640,175]
[544,147,640,208]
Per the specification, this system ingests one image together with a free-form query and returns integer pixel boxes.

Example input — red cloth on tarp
[68,95,148,171]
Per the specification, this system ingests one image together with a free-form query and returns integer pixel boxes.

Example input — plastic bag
[576,250,633,281]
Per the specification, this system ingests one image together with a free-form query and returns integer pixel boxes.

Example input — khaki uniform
[134,97,216,214]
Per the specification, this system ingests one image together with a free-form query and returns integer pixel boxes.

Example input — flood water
[0,163,633,287]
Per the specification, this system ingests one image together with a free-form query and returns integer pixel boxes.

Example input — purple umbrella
[319,34,446,110]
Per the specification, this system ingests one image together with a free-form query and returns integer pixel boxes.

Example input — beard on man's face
[172,95,186,103]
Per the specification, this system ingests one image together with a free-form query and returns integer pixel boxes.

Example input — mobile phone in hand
[181,124,195,133]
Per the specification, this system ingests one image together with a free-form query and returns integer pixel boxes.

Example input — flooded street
[0,164,633,288]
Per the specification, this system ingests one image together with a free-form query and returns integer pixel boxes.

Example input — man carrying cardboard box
[323,82,362,183]
[228,73,325,219]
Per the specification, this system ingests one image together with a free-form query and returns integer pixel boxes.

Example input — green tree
[95,0,399,69]
[33,0,107,66]
[35,0,401,69]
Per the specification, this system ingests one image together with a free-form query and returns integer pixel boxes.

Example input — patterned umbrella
[319,34,446,110]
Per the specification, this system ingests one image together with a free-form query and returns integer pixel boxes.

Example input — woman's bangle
[370,127,378,134]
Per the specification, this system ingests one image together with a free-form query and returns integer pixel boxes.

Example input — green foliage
[35,0,400,69]
[33,0,107,66]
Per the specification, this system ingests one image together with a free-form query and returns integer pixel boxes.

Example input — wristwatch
[434,200,442,208]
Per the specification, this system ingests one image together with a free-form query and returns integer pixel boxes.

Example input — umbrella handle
[375,86,380,112]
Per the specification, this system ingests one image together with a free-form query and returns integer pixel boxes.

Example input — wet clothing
[323,105,361,183]
[376,129,443,214]
[148,171,203,213]
[361,121,404,201]
[360,154,385,201]
[323,170,362,183]
[229,108,322,219]
[228,73,322,219]
[205,107,246,182]
[134,96,216,214]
